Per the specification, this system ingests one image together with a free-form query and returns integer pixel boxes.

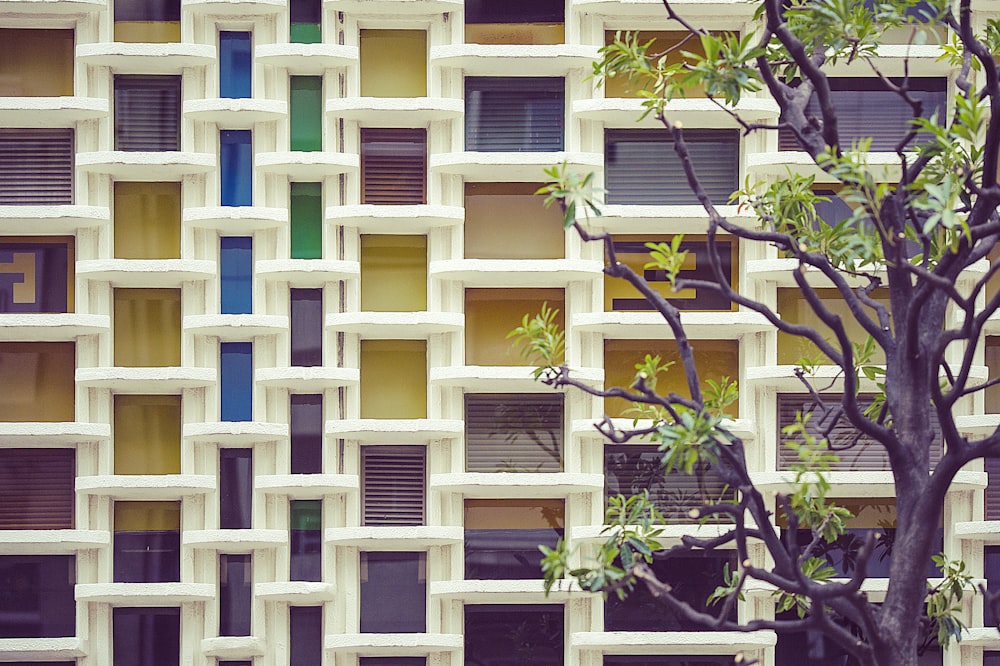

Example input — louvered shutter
[605,129,739,205]
[604,444,732,522]
[777,394,943,470]
[987,457,1000,521]
[0,129,73,205]
[465,77,564,152]
[362,445,425,526]
[466,394,563,472]
[0,448,75,529]
[114,75,181,151]
[778,78,946,151]
[361,128,426,205]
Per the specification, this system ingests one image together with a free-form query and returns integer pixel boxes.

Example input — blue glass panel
[219,32,251,99]
[220,342,252,422]
[220,237,252,315]
[220,130,252,206]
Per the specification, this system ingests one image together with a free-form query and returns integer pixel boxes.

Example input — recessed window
[465,0,563,44]
[360,235,426,312]
[114,76,181,151]
[112,607,180,666]
[290,182,322,259]
[220,448,252,529]
[290,500,321,581]
[114,183,181,259]
[0,236,74,313]
[290,288,323,366]
[220,343,252,422]
[605,656,735,666]
[362,446,425,526]
[0,29,74,97]
[0,448,75,529]
[220,130,252,206]
[0,128,74,205]
[465,605,564,665]
[360,659,425,666]
[290,76,322,152]
[290,394,322,474]
[289,0,321,44]
[465,288,564,366]
[361,129,427,205]
[466,394,563,472]
[605,129,738,205]
[0,342,75,422]
[289,606,323,666]
[360,31,427,97]
[361,340,426,419]
[219,31,251,99]
[114,0,180,43]
[602,31,719,98]
[777,288,889,364]
[465,77,564,152]
[220,236,252,315]
[219,554,251,636]
[0,555,75,638]
[464,183,564,259]
[360,552,426,632]
[113,501,181,583]
[464,499,564,579]
[114,395,181,475]
[114,288,181,367]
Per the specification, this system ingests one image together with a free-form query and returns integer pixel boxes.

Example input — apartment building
[0,0,997,665]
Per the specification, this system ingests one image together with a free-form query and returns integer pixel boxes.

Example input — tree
[508,2,1000,665]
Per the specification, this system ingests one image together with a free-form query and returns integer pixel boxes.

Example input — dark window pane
[290,182,322,259]
[362,446,425,526]
[290,288,323,366]
[609,239,732,311]
[0,448,75,529]
[360,552,426,633]
[219,31,251,99]
[220,130,252,206]
[220,236,252,315]
[0,238,71,313]
[114,76,181,151]
[465,77,564,152]
[605,658,734,666]
[290,76,322,151]
[985,652,1000,666]
[289,606,322,666]
[465,605,563,666]
[789,527,942,579]
[289,0,320,43]
[0,128,74,205]
[465,0,562,23]
[219,554,251,636]
[290,500,322,581]
[359,659,426,666]
[465,499,563,580]
[220,449,252,529]
[0,555,75,638]
[114,0,180,21]
[114,502,181,583]
[113,607,180,666]
[465,394,563,472]
[291,394,322,474]
[220,342,252,422]
[361,128,426,205]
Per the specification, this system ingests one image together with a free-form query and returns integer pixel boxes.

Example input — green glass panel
[290,499,321,530]
[290,77,322,152]
[290,23,321,44]
[290,182,322,259]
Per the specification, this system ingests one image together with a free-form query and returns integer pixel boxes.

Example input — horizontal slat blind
[114,75,181,151]
[466,394,563,472]
[777,394,943,470]
[778,78,947,151]
[605,444,731,522]
[0,448,75,529]
[361,128,426,205]
[605,129,738,205]
[987,457,1000,521]
[362,445,425,526]
[0,129,73,205]
[465,77,564,152]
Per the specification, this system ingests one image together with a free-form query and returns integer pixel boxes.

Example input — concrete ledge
[256,473,359,497]
[430,151,602,182]
[0,96,108,126]
[255,258,360,285]
[324,0,461,13]
[0,205,109,233]
[324,526,464,548]
[572,417,755,442]
[184,529,288,551]
[571,0,756,18]
[76,582,215,604]
[587,203,754,234]
[76,42,215,72]
[324,633,463,654]
[326,204,463,231]
[184,314,289,339]
[200,635,267,658]
[183,421,289,444]
[0,421,110,446]
[429,258,603,286]
[751,470,987,495]
[571,311,774,339]
[76,474,215,498]
[255,366,360,391]
[430,472,604,496]
[0,313,109,341]
[254,582,336,602]
[953,521,1000,543]
[76,366,216,392]
[573,97,779,129]
[430,365,602,391]
[569,524,740,546]
[326,311,463,337]
[184,205,287,231]
[183,98,287,126]
[0,637,87,661]
[76,151,215,179]
[324,418,463,442]
[0,0,103,12]
[0,529,109,554]
[570,630,776,653]
[184,0,283,13]
[429,578,578,602]
[77,259,215,286]
[430,44,600,75]
[326,96,463,126]
[255,43,358,72]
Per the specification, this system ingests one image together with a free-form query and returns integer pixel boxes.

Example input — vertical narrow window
[0,449,75,529]
[464,499,564,579]
[114,395,181,475]
[113,501,181,583]
[362,446,425,526]
[114,182,181,259]
[290,182,322,259]
[0,29,74,96]
[289,606,322,666]
[114,288,181,367]
[360,235,426,312]
[359,30,427,97]
[220,448,252,529]
[112,607,181,666]
[289,0,321,44]
[220,237,252,315]
[114,0,181,43]
[0,555,75,638]
[290,76,322,152]
[0,342,75,422]
[361,340,426,419]
[290,288,323,366]
[219,31,251,99]
[465,605,564,665]
[219,554,252,636]
[360,552,426,632]
[465,77,564,152]
[114,75,181,151]
[360,129,426,204]
[220,343,252,422]
[220,130,252,206]
[0,128,74,205]
[290,394,322,474]
[290,500,322,581]
[465,288,563,366]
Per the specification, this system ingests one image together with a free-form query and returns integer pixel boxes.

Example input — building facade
[0,0,998,665]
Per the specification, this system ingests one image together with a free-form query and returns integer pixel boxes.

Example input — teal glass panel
[290,77,322,152]
[290,182,322,259]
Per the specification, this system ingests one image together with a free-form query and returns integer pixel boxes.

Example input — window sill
[751,470,987,496]
[255,258,359,286]
[430,150,602,181]
[570,0,757,19]
[571,630,776,654]
[184,529,289,551]
[0,637,87,662]
[183,315,290,341]
[571,310,772,339]
[182,419,289,444]
[325,525,463,548]
[0,96,108,126]
[75,42,214,72]
[573,97,779,130]
[254,43,357,73]
[76,474,215,498]
[324,633,463,655]
[75,366,216,393]
[200,635,266,660]
[429,578,579,602]
[184,205,287,231]
[0,529,109,554]
[254,581,336,602]
[255,151,358,179]
[746,150,898,183]
[588,203,751,234]
[326,96,462,126]
[430,365,602,391]
[0,205,109,234]
[75,582,215,603]
[256,473,358,497]
[325,418,463,442]
[327,204,463,232]
[76,151,215,179]
[430,44,600,76]
[0,313,109,341]
[77,258,215,286]
[326,312,463,338]
[430,258,603,286]
[430,471,604,496]
[323,0,461,15]
[183,98,286,126]
[255,366,360,391]
[184,0,283,14]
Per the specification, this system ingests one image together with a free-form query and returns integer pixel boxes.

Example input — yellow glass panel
[603,31,714,98]
[114,288,182,367]
[360,340,426,419]
[359,30,427,98]
[604,235,737,312]
[360,235,427,312]
[777,288,889,365]
[114,395,181,474]
[0,29,74,97]
[987,338,1000,413]
[114,22,181,43]
[464,23,564,45]
[465,288,564,366]
[114,501,181,531]
[0,342,75,422]
[777,499,897,529]
[988,244,1000,306]
[114,182,181,259]
[464,499,564,529]
[464,183,564,259]
[604,339,739,418]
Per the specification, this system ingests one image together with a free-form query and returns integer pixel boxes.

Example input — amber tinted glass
[465,288,564,365]
[114,182,181,259]
[0,342,75,421]
[464,183,564,259]
[114,395,181,474]
[0,29,74,96]
[360,340,426,419]
[114,288,182,367]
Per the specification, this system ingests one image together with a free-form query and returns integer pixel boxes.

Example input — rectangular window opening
[114,75,181,151]
[220,342,252,422]
[465,77,564,152]
[361,340,426,419]
[290,394,323,474]
[360,552,426,633]
[290,182,322,259]
[114,288,181,367]
[219,553,251,636]
[220,130,252,207]
[465,393,563,472]
[220,236,252,315]
[0,29,74,97]
[114,182,181,259]
[0,129,74,205]
[290,288,323,366]
[289,0,321,44]
[464,499,564,579]
[464,605,564,665]
[359,30,427,97]
[112,607,180,666]
[362,445,425,526]
[114,0,180,43]
[220,448,252,529]
[113,501,181,583]
[0,342,75,422]
[219,31,251,99]
[290,500,321,581]
[465,0,564,45]
[361,129,427,205]
[0,236,74,313]
[0,449,75,529]
[114,395,181,475]
[290,76,322,152]
[464,183,564,259]
[465,288,564,366]
[360,235,427,312]
[0,554,76,638]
